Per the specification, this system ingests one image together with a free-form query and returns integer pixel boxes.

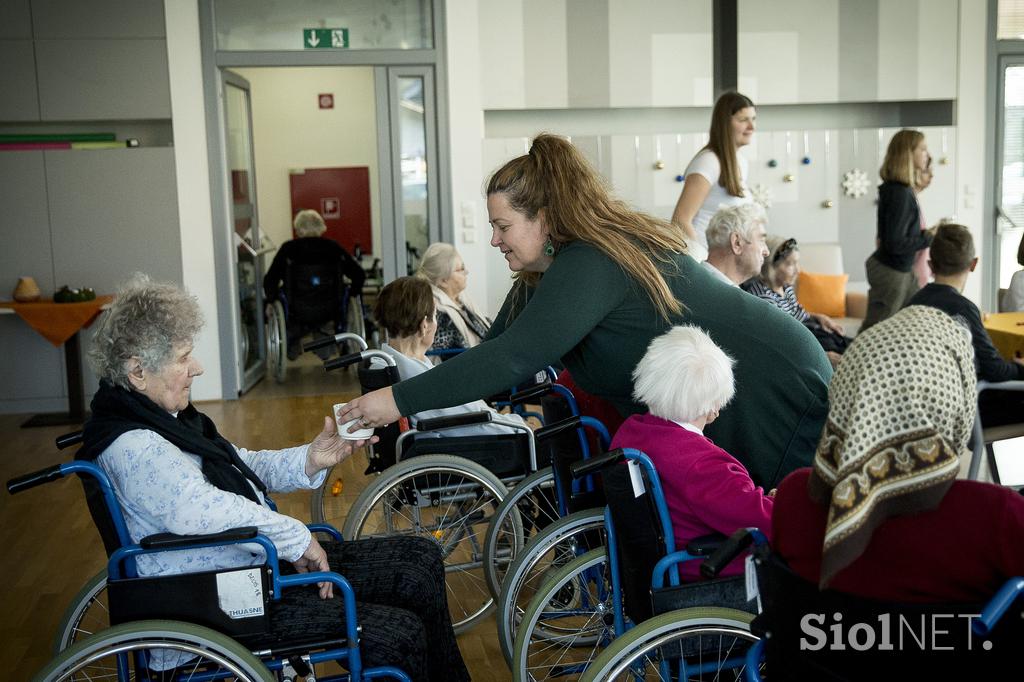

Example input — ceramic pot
[13,276,41,302]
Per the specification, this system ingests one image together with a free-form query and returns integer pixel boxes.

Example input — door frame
[198,0,452,397]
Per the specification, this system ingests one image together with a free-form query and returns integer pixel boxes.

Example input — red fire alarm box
[289,166,372,255]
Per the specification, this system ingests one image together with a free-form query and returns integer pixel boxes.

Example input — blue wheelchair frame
[10,459,410,682]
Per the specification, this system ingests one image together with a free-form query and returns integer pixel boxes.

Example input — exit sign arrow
[303,28,349,49]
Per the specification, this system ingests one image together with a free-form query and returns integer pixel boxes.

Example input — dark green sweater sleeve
[392,243,628,415]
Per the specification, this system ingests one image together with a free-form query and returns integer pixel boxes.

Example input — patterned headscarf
[808,305,976,587]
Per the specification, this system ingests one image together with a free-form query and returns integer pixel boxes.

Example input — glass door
[222,70,266,392]
[384,66,441,277]
[995,57,1024,305]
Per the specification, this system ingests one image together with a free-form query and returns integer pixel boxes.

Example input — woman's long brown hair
[704,91,754,197]
[486,134,688,320]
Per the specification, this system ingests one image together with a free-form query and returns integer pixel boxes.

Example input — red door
[289,166,372,254]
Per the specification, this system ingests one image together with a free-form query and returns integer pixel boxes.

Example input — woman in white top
[416,242,492,352]
[372,275,526,437]
[672,92,756,261]
[1001,233,1024,312]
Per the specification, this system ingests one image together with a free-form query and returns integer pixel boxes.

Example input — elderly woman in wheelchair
[23,275,469,681]
[371,275,527,437]
[506,326,775,680]
[736,305,1024,680]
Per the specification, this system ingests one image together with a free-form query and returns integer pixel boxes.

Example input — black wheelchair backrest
[286,258,346,327]
[602,459,666,624]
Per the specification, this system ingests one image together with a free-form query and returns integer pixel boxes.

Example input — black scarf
[78,381,269,556]
[78,380,267,503]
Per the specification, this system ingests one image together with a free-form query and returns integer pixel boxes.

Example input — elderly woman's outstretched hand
[305,416,376,478]
[336,387,401,433]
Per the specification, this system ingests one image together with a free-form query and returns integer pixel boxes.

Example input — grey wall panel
[0,317,65,406]
[45,148,182,295]
[0,0,32,38]
[0,152,54,296]
[566,0,610,108]
[0,40,40,120]
[30,0,165,38]
[35,39,171,120]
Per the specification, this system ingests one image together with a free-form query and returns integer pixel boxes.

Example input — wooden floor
[0,353,510,680]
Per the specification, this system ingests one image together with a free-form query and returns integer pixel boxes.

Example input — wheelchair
[511,448,761,681]
[266,257,367,383]
[308,346,597,634]
[688,528,1024,682]
[8,437,412,682]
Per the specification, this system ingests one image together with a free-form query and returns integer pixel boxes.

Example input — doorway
[995,56,1024,306]
[200,0,451,398]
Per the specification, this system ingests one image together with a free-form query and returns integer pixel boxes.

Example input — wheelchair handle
[569,448,626,480]
[509,381,554,406]
[324,349,396,372]
[7,464,64,494]
[700,528,757,579]
[534,415,582,442]
[304,332,369,353]
[56,431,84,449]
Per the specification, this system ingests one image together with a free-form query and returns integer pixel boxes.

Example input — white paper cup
[334,402,374,440]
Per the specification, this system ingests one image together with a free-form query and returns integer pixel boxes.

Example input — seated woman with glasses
[372,275,527,437]
[416,242,492,354]
[742,235,850,368]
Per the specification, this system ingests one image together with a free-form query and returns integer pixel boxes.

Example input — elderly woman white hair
[79,274,469,680]
[293,208,328,237]
[609,325,774,580]
[416,242,491,352]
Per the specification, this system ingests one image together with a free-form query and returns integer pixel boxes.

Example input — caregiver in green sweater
[340,135,831,488]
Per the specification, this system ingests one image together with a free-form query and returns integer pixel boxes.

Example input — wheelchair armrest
[700,528,767,579]
[509,381,554,406]
[416,411,492,431]
[569,448,626,480]
[140,526,258,551]
[685,533,728,557]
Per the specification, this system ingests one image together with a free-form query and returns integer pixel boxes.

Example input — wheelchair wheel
[497,508,607,667]
[579,607,758,682]
[341,454,516,634]
[36,619,274,681]
[483,468,559,599]
[512,548,614,682]
[53,569,108,653]
[310,464,343,527]
[266,300,287,383]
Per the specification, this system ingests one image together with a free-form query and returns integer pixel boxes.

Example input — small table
[983,311,1024,361]
[0,295,113,428]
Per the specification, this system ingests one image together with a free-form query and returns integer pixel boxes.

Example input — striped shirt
[741,278,810,323]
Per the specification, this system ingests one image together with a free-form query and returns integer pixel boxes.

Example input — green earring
[543,238,555,257]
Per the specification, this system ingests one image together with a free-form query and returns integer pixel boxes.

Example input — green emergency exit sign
[303,28,349,49]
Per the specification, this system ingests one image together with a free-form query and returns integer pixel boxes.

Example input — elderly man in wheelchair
[15,275,469,681]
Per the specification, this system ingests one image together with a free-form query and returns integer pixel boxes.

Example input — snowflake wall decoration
[842,169,871,198]
[750,183,774,210]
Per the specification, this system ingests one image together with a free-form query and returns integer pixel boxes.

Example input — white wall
[955,1,989,305]
[165,0,221,401]
[232,66,381,259]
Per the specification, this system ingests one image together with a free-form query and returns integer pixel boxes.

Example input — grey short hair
[293,209,327,238]
[759,234,798,283]
[632,326,735,423]
[705,203,767,251]
[416,242,459,285]
[88,274,203,389]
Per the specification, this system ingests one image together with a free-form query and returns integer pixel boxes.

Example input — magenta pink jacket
[610,413,774,579]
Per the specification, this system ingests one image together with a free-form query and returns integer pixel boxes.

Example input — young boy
[610,325,773,580]
[905,222,1024,426]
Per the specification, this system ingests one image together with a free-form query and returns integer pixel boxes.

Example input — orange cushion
[797,271,848,318]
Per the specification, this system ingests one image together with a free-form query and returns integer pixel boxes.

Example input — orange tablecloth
[0,295,113,346]
[983,311,1024,361]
